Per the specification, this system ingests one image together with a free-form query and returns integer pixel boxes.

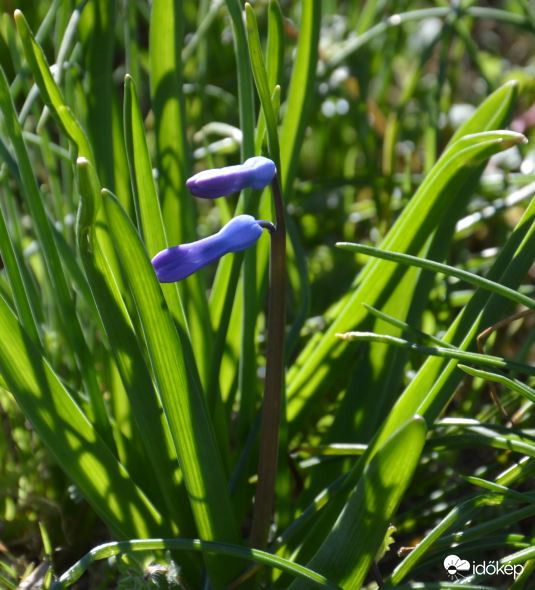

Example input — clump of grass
[0,2,534,589]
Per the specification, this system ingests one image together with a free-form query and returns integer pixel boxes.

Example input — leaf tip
[13,9,25,31]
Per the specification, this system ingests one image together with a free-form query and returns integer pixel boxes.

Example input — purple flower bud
[152,215,265,282]
[186,156,276,198]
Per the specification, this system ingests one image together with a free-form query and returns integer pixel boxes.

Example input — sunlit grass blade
[149,0,212,388]
[51,538,340,590]
[279,0,321,196]
[101,189,240,584]
[0,65,114,449]
[78,1,115,189]
[14,10,93,160]
[286,129,527,434]
[0,188,40,346]
[245,2,280,168]
[76,157,194,534]
[289,416,426,590]
[148,0,195,243]
[336,332,535,376]
[336,242,535,310]
[458,364,535,404]
[462,476,535,504]
[362,304,455,349]
[266,0,284,89]
[0,293,164,539]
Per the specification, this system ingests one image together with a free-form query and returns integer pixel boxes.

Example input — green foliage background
[0,1,533,588]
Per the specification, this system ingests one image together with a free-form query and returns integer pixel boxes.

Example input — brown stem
[249,174,286,549]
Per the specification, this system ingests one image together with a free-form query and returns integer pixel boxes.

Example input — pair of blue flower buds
[151,157,276,282]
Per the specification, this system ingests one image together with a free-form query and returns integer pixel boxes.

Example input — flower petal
[152,215,265,282]
[186,156,276,198]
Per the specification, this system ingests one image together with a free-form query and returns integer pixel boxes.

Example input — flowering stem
[250,174,286,548]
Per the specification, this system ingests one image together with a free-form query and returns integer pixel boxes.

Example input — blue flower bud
[186,156,276,198]
[152,215,265,282]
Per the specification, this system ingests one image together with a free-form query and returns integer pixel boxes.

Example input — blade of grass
[0,65,114,449]
[458,364,535,404]
[289,416,426,590]
[52,538,341,590]
[149,0,212,389]
[336,242,535,311]
[78,0,116,189]
[76,157,194,535]
[0,292,164,539]
[278,0,321,197]
[101,189,240,584]
[336,332,535,376]
[0,184,41,346]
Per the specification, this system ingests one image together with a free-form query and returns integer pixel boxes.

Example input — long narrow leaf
[101,189,240,585]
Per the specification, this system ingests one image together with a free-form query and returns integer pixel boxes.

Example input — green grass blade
[279,0,321,196]
[148,0,194,246]
[101,189,240,584]
[458,364,535,404]
[266,0,284,89]
[122,73,222,459]
[78,0,116,189]
[223,0,256,160]
[289,416,427,590]
[337,332,535,376]
[245,3,280,169]
[286,130,526,433]
[0,293,163,539]
[52,538,341,590]
[462,476,535,504]
[0,188,40,346]
[76,157,194,534]
[149,0,212,388]
[0,65,114,449]
[336,242,535,310]
[14,10,93,160]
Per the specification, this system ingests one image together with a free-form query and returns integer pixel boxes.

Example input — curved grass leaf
[149,0,212,388]
[336,242,535,311]
[0,292,163,539]
[0,65,114,449]
[14,10,93,160]
[458,364,535,404]
[337,332,535,376]
[279,0,321,196]
[286,129,527,434]
[289,416,427,590]
[245,2,280,169]
[76,157,193,535]
[101,189,240,585]
[52,538,340,590]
